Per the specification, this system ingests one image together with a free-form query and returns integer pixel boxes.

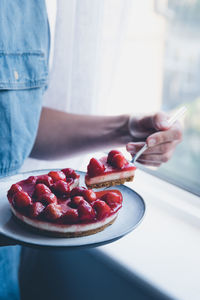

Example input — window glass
[106,0,200,194]
[155,0,200,194]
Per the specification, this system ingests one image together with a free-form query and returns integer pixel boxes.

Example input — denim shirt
[0,0,49,177]
[0,1,49,299]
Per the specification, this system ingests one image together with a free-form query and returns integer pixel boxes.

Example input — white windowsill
[21,154,200,300]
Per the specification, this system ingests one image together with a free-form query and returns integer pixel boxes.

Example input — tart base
[85,175,134,189]
[13,214,117,238]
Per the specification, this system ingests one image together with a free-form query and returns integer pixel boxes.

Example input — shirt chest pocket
[0,51,48,90]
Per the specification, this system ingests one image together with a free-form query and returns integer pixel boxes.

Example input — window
[104,0,200,195]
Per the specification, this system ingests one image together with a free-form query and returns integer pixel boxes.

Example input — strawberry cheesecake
[85,150,136,189]
[7,169,123,237]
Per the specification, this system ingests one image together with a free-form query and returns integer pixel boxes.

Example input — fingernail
[127,144,136,151]
[159,120,169,128]
[148,139,156,147]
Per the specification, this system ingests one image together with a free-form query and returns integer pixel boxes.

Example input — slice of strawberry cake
[85,150,136,189]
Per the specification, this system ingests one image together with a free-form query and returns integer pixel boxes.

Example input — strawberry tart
[85,150,136,189]
[7,168,123,237]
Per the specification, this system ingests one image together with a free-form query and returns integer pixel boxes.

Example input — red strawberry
[72,196,85,207]
[35,184,51,200]
[66,178,73,185]
[101,192,122,211]
[87,158,105,177]
[29,202,45,218]
[110,153,127,169]
[93,200,111,220]
[48,171,66,182]
[70,187,86,197]
[52,180,70,196]
[45,203,62,220]
[14,191,32,208]
[40,192,57,205]
[82,189,97,203]
[8,184,22,198]
[107,150,121,164]
[62,209,79,223]
[25,176,37,184]
[61,168,79,179]
[37,175,53,187]
[78,200,96,221]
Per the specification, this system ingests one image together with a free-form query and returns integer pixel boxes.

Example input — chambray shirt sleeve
[0,0,50,178]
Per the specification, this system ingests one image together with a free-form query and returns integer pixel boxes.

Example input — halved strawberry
[37,175,53,187]
[87,158,105,177]
[25,176,37,184]
[14,191,32,208]
[110,153,127,169]
[44,203,62,220]
[48,171,66,182]
[29,202,45,218]
[8,184,22,198]
[107,150,121,164]
[71,196,85,207]
[70,187,86,197]
[62,209,79,223]
[34,184,51,200]
[93,200,111,220]
[66,178,73,185]
[52,180,70,196]
[61,168,79,179]
[82,189,97,203]
[40,192,57,205]
[78,200,96,221]
[101,192,122,211]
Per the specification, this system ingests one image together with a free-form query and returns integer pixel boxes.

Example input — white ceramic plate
[0,170,145,249]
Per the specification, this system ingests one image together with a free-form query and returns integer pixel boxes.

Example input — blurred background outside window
[46,0,200,195]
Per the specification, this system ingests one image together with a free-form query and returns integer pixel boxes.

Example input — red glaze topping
[86,150,136,178]
[7,169,122,225]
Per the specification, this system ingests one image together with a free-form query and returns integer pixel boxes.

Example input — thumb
[152,112,170,131]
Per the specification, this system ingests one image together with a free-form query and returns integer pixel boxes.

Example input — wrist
[112,114,133,144]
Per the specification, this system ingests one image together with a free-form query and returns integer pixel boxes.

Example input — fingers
[127,112,183,167]
[152,112,170,131]
[146,121,182,147]
[127,141,179,155]
[126,142,175,165]
[137,112,169,131]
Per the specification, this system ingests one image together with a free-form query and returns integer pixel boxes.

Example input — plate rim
[0,169,146,249]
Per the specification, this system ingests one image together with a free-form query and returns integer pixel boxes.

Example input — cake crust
[13,213,117,238]
[86,175,134,189]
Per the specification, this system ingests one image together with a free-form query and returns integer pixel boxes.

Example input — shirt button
[14,71,19,80]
